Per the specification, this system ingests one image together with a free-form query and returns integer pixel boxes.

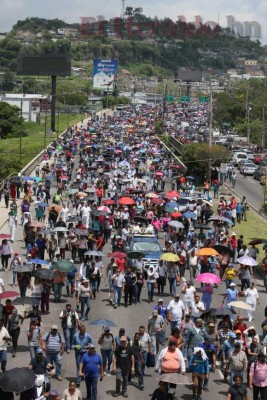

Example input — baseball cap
[196,318,203,323]
[87,343,95,349]
[234,342,241,347]
[235,330,241,334]
[51,325,58,330]
[174,294,180,298]
[120,336,127,341]
[104,327,110,332]
[208,322,215,327]
[152,309,158,315]
[36,348,43,354]
[158,299,164,303]
[14,251,19,255]
[230,282,236,287]
[229,332,236,339]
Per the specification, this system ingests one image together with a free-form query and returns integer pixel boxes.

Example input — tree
[0,102,24,138]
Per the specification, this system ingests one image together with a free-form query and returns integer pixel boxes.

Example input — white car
[240,162,257,175]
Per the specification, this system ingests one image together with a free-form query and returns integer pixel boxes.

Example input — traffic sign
[199,96,210,103]
[180,96,190,102]
[165,96,174,102]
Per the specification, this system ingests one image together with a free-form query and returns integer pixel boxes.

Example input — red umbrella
[151,198,164,205]
[108,252,127,258]
[103,199,116,205]
[118,197,135,205]
[171,212,182,218]
[0,291,20,299]
[166,190,179,197]
[30,222,45,228]
[155,171,163,176]
[58,175,69,181]
[0,234,11,239]
[248,239,266,245]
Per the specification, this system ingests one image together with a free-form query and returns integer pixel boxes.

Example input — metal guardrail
[169,136,184,155]
[155,134,187,172]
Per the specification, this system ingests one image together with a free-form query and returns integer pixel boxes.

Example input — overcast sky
[1,0,266,43]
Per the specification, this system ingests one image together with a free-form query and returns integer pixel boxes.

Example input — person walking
[189,347,209,400]
[138,325,152,376]
[112,336,134,398]
[244,282,259,322]
[249,352,267,400]
[98,327,115,375]
[148,309,165,356]
[79,343,104,400]
[166,294,185,331]
[41,325,65,381]
[72,325,94,387]
[111,268,125,309]
[0,318,11,372]
[186,318,208,359]
[77,279,91,321]
[227,342,248,385]
[128,332,144,390]
[60,303,79,354]
[227,375,249,400]
[6,308,23,358]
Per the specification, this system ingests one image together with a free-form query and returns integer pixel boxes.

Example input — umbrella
[165,201,178,209]
[156,373,191,385]
[9,176,22,184]
[58,175,69,181]
[84,251,105,257]
[92,210,107,217]
[183,211,197,220]
[36,202,48,208]
[54,260,73,272]
[146,193,158,198]
[98,206,111,213]
[133,216,148,224]
[31,259,49,265]
[35,269,54,280]
[196,248,219,257]
[171,212,182,218]
[160,253,180,262]
[13,297,39,306]
[166,190,179,197]
[53,227,68,232]
[151,198,164,205]
[108,252,128,258]
[39,229,56,235]
[90,319,117,328]
[194,224,210,230]
[0,367,36,392]
[209,308,236,317]
[168,221,184,229]
[75,229,88,236]
[48,204,62,212]
[127,251,145,259]
[0,291,20,299]
[118,197,135,205]
[213,244,232,255]
[185,176,195,180]
[208,216,234,225]
[30,222,45,228]
[68,188,78,195]
[228,301,252,311]
[0,233,11,239]
[13,265,32,273]
[197,273,221,284]
[248,239,266,245]
[236,256,258,267]
[15,304,32,316]
[103,199,116,205]
[22,175,33,181]
[77,192,88,198]
[137,178,147,184]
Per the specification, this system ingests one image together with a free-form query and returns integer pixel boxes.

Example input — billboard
[93,59,118,91]
[17,54,71,76]
[176,68,202,82]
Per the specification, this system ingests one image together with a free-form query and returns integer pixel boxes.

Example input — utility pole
[162,81,167,134]
[208,83,213,182]
[20,100,23,161]
[44,99,48,149]
[262,107,265,148]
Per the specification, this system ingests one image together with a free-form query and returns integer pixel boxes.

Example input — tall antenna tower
[121,0,126,20]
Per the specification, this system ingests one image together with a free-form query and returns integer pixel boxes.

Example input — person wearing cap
[222,282,239,321]
[10,251,22,288]
[206,322,218,349]
[228,341,247,385]
[186,319,208,359]
[79,343,104,400]
[98,327,115,376]
[148,309,165,355]
[60,303,79,353]
[199,337,217,391]
[222,263,236,289]
[41,325,65,381]
[6,308,23,358]
[153,299,168,345]
[72,324,94,387]
[167,294,185,332]
[29,347,54,392]
[112,335,134,397]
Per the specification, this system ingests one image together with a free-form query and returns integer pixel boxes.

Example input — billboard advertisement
[93,59,118,91]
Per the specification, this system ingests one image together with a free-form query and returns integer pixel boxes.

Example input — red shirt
[116,258,126,272]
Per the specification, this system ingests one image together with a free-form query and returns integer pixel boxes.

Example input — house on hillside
[0,94,49,122]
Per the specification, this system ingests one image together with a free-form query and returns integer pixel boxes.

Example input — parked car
[254,154,266,164]
[232,152,248,166]
[253,165,266,180]
[240,162,257,175]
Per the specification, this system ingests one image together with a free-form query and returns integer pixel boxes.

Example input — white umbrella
[168,221,184,229]
[228,301,252,311]
[53,227,69,232]
[236,256,258,267]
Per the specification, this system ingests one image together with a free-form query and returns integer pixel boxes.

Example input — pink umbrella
[197,273,221,284]
[98,206,111,213]
[155,171,163,176]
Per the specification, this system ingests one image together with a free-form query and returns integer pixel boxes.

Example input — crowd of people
[0,106,265,400]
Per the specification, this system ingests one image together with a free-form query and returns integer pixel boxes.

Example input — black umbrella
[67,216,82,223]
[9,176,22,184]
[92,210,107,217]
[194,224,210,230]
[13,265,32,273]
[210,308,236,317]
[13,297,39,306]
[213,244,232,255]
[34,269,54,280]
[133,216,148,224]
[0,367,36,392]
[127,251,145,259]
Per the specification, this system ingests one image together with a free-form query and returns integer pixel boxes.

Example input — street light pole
[262,107,265,148]
[208,83,213,182]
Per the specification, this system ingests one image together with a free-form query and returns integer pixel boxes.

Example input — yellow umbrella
[196,248,219,257]
[77,192,87,198]
[137,179,147,184]
[160,253,180,262]
[146,192,158,198]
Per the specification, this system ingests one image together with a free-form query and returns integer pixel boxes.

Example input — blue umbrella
[222,217,234,225]
[22,176,33,181]
[183,211,197,220]
[45,175,54,180]
[90,319,117,328]
[37,202,48,208]
[165,201,178,209]
[33,177,43,182]
[31,259,50,265]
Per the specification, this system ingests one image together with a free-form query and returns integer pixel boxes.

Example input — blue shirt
[222,340,235,359]
[80,352,103,378]
[189,354,209,374]
[72,333,94,354]
[225,288,238,304]
[153,305,167,322]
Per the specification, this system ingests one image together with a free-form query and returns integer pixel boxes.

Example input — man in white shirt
[0,318,11,371]
[167,294,185,331]
[181,281,196,314]
[0,279,5,294]
[121,208,129,228]
[81,203,91,229]
[59,204,70,223]
[190,295,205,322]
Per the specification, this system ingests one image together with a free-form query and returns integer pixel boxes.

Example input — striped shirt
[43,331,65,353]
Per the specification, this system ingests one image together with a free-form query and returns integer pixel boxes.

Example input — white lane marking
[248,178,258,185]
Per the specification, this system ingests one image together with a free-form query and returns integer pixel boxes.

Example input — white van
[232,152,248,166]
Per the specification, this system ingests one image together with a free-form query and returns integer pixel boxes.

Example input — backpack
[45,332,62,344]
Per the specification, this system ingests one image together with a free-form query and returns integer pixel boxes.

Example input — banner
[93,59,118,91]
